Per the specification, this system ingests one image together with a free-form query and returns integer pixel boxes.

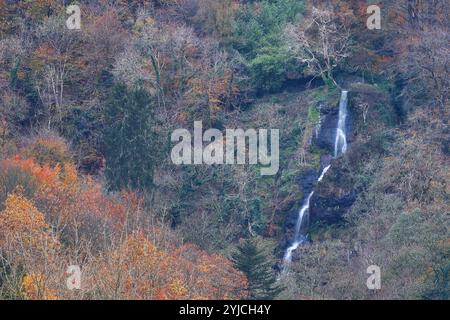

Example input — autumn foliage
[22,273,58,300]
[0,150,247,299]
[91,232,247,299]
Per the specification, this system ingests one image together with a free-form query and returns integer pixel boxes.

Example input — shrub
[0,157,38,207]
[22,133,72,167]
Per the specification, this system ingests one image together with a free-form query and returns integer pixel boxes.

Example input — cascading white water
[283,191,314,263]
[318,164,331,182]
[283,164,331,266]
[334,91,348,157]
[282,90,349,271]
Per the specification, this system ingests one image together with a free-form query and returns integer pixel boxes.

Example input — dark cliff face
[308,98,355,225]
[309,163,357,225]
[313,102,338,153]
[312,100,354,155]
[306,84,393,227]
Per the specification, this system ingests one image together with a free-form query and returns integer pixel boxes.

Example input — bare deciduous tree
[284,7,352,88]
[33,16,79,129]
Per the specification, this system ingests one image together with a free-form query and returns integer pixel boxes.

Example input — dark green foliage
[61,106,103,173]
[103,84,162,192]
[233,0,304,93]
[9,61,40,127]
[232,238,282,300]
[422,255,450,300]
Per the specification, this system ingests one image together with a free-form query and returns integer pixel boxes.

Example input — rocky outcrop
[310,188,357,224]
[312,102,338,153]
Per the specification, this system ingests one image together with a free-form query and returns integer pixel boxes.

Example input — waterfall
[334,91,348,157]
[318,164,331,182]
[283,191,314,264]
[282,90,349,271]
[282,165,330,266]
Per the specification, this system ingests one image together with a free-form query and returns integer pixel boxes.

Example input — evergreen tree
[103,84,162,192]
[232,238,282,300]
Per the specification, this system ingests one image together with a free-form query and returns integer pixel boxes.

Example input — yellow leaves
[22,273,58,300]
[0,154,88,229]
[0,192,47,239]
[172,244,248,300]
[0,192,59,252]
[0,141,247,300]
[168,278,188,297]
[115,232,165,265]
[209,97,222,113]
[199,262,212,273]
[61,163,79,193]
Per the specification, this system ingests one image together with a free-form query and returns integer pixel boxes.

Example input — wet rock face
[282,91,358,249]
[313,102,338,153]
[296,168,317,195]
[313,101,354,154]
[281,205,301,254]
[310,190,356,224]
[309,156,357,226]
[320,154,333,168]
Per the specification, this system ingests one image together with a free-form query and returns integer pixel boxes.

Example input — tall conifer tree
[103,84,161,192]
[232,238,282,300]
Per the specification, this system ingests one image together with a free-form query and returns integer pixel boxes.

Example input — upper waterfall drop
[334,90,348,157]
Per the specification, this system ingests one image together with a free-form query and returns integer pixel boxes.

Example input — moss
[309,220,347,241]
[307,105,320,123]
[309,86,340,107]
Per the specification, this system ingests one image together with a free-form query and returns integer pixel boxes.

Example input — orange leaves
[22,273,58,300]
[187,66,239,116]
[0,156,81,224]
[31,42,68,73]
[171,244,248,300]
[0,190,62,300]
[33,43,57,63]
[371,54,393,73]
[75,178,127,228]
[90,232,247,300]
[0,147,247,300]
[93,231,181,300]
[0,155,68,189]
[0,154,136,238]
